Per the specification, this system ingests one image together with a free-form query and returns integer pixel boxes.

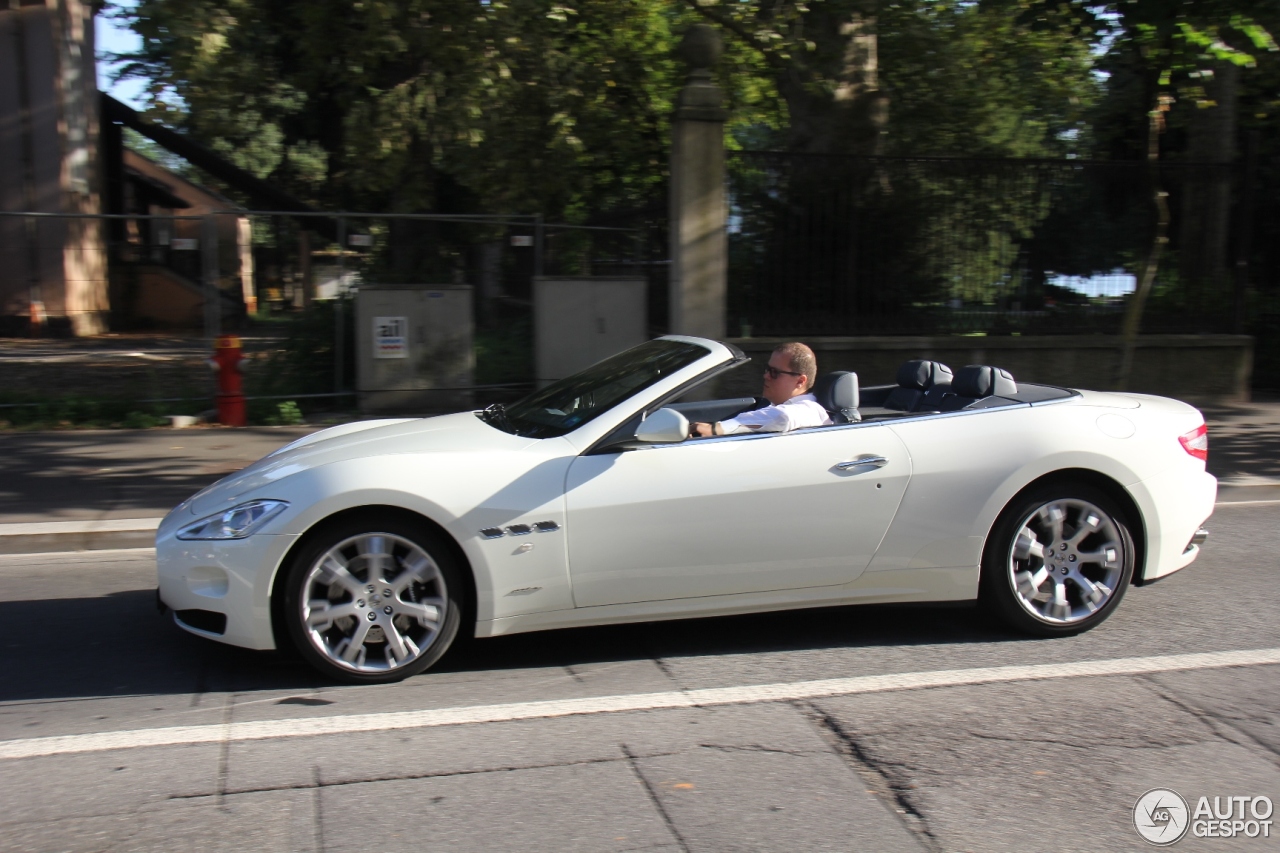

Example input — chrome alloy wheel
[300,533,447,673]
[1007,498,1126,625]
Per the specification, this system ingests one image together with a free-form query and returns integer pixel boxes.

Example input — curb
[0,518,161,555]
[1215,480,1280,504]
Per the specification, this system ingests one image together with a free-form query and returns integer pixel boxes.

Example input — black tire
[981,483,1135,637]
[282,514,464,684]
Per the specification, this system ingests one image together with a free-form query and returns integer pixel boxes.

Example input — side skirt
[474,565,979,639]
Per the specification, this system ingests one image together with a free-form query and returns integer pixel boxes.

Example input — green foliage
[0,394,200,430]
[124,411,167,429]
[122,128,196,177]
[115,0,711,220]
[688,0,1098,157]
[114,0,1098,213]
[878,0,1099,157]
[713,0,1106,320]
[1015,0,1276,132]
[265,400,305,426]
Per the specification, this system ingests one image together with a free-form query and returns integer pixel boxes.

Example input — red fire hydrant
[211,334,247,426]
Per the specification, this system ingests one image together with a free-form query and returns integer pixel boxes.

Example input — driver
[690,342,832,437]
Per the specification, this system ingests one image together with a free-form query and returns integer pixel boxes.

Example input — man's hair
[775,342,817,390]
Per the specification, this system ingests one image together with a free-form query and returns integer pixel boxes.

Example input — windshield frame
[480,338,723,440]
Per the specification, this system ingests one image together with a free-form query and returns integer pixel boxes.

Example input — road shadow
[1206,430,1280,482]
[1201,397,1280,482]
[0,589,323,702]
[0,586,1022,703]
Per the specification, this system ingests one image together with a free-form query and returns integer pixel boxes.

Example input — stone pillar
[0,0,106,335]
[668,25,728,339]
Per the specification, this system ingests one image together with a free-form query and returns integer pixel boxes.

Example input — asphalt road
[1,503,1278,852]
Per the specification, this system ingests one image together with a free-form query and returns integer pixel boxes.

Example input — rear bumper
[1130,468,1217,582]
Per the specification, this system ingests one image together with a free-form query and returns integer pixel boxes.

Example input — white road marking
[1215,499,1280,507]
[0,545,153,563]
[0,518,160,536]
[3,648,1278,761]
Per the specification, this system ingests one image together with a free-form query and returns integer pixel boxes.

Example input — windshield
[483,339,712,438]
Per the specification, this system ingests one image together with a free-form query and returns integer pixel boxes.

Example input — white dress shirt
[719,393,832,434]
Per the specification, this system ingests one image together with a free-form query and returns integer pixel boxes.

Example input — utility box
[534,276,647,387]
[355,284,474,413]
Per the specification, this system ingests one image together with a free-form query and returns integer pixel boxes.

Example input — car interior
[588,357,1079,453]
[663,358,1078,432]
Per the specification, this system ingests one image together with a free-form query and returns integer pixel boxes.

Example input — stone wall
[716,335,1254,403]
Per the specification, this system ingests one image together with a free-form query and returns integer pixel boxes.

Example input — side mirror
[634,408,690,444]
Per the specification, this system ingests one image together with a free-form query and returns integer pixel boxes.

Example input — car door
[563,423,911,607]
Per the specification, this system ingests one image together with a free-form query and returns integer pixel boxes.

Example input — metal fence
[726,151,1250,337]
[5,144,1276,411]
[0,207,673,420]
[0,208,660,332]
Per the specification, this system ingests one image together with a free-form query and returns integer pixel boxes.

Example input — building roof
[123,148,245,214]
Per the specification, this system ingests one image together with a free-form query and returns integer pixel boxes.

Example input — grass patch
[0,392,205,430]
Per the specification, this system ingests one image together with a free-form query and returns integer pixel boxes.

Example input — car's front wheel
[982,484,1135,636]
[282,515,463,683]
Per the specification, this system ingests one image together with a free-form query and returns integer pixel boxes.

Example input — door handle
[836,455,888,470]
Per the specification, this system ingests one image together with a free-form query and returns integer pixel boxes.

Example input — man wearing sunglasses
[690,342,832,437]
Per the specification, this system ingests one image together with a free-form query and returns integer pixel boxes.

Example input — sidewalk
[0,424,317,553]
[0,399,1277,554]
[1196,396,1280,502]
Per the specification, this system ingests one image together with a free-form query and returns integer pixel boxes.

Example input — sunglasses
[764,364,804,380]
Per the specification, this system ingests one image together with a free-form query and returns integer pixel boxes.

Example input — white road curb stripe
[0,546,155,565]
[0,518,161,536]
[3,647,1278,761]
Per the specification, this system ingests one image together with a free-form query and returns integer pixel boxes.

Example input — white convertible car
[157,336,1216,683]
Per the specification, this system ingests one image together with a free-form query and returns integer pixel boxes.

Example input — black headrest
[952,365,1017,398]
[812,371,859,413]
[896,359,954,390]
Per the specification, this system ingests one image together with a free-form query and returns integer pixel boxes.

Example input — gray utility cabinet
[534,276,647,388]
[355,284,474,413]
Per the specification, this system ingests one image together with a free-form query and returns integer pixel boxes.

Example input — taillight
[1179,423,1208,462]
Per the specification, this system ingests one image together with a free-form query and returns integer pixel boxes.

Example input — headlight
[177,500,289,540]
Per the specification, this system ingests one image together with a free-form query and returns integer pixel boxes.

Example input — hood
[185,412,536,517]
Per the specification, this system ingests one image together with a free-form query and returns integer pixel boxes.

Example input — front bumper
[155,527,299,650]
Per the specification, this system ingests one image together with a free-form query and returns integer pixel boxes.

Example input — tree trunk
[779,4,887,155]
[1115,100,1170,391]
[1178,61,1237,326]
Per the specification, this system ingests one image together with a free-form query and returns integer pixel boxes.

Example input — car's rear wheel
[282,516,463,683]
[982,484,1135,636]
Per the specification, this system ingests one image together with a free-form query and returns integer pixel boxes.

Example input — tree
[1017,0,1277,386]
[686,0,1098,158]
[707,1,1101,332]
[114,0,699,217]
